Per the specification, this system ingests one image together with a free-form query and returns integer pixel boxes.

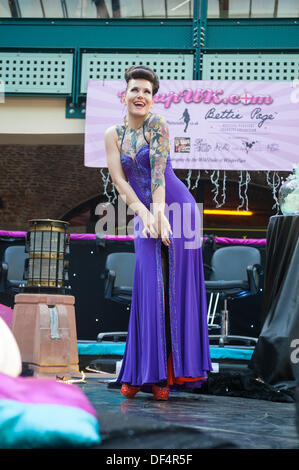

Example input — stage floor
[77,375,299,450]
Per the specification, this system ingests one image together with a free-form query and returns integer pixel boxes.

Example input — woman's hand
[154,212,173,247]
[140,210,172,245]
[140,210,159,239]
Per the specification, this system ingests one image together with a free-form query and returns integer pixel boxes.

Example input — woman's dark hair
[125,65,159,96]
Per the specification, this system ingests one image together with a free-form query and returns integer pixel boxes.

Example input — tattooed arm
[105,126,147,219]
[148,114,169,218]
[148,114,172,245]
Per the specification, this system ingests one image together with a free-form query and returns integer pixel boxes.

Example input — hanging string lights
[98,168,283,217]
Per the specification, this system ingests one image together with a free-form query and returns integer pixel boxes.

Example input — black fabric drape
[249,215,299,384]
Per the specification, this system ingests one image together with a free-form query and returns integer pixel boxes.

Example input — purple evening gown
[116,143,212,391]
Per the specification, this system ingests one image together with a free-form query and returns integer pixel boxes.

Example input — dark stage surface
[77,376,299,450]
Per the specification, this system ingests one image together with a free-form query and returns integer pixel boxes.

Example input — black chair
[103,252,135,304]
[99,252,136,342]
[0,245,28,296]
[205,245,263,348]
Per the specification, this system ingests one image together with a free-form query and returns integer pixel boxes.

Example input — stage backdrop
[84,80,299,171]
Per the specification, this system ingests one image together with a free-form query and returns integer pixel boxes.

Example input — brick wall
[0,144,100,231]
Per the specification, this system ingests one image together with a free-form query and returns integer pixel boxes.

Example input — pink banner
[0,230,266,245]
[84,79,299,171]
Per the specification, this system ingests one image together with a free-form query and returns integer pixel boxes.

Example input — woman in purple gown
[105,66,212,400]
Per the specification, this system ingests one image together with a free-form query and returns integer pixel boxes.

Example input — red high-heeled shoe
[120,383,141,399]
[152,384,170,401]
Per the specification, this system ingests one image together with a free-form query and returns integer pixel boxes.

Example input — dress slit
[156,243,172,387]
[161,243,171,359]
[159,239,210,387]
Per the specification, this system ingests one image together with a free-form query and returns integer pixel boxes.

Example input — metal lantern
[24,219,70,294]
[12,219,79,376]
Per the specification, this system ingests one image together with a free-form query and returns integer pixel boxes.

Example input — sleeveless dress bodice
[120,144,177,210]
